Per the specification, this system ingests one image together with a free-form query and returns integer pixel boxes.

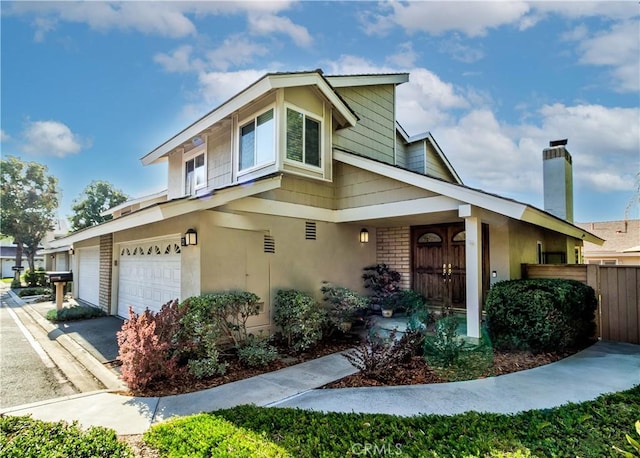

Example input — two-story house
[50,70,603,338]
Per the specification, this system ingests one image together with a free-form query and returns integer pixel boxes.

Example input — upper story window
[286,107,321,168]
[239,108,275,172]
[185,148,206,195]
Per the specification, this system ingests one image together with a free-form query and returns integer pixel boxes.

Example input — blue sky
[1,1,638,224]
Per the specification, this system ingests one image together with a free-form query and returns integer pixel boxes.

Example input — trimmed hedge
[46,305,106,322]
[144,386,640,457]
[0,415,132,457]
[485,279,597,352]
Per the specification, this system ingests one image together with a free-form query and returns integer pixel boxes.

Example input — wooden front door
[412,224,467,308]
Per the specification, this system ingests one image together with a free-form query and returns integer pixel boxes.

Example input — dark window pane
[305,117,320,166]
[240,122,255,170]
[286,108,303,162]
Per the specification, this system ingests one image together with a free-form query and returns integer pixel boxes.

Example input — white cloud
[0,130,9,142]
[21,120,85,158]
[206,36,270,71]
[247,12,312,47]
[7,1,302,41]
[386,42,419,68]
[364,1,531,37]
[575,20,640,92]
[438,34,484,63]
[154,45,203,73]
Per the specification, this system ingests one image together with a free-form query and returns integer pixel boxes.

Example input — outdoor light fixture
[183,228,198,246]
[359,228,369,243]
[69,248,74,256]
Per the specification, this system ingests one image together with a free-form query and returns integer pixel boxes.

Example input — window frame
[284,104,323,170]
[237,105,276,176]
[183,145,207,196]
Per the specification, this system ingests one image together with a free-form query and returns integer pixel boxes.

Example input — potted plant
[321,283,369,332]
[380,295,397,318]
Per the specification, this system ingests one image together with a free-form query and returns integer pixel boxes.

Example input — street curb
[6,290,127,392]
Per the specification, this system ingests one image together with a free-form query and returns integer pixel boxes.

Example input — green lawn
[3,387,638,457]
[143,385,640,457]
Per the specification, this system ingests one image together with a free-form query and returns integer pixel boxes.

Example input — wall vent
[264,235,275,253]
[305,221,317,240]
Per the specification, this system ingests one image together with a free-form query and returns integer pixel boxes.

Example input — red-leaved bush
[117,300,188,391]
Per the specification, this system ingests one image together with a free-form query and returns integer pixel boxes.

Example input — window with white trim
[239,108,275,172]
[185,149,206,195]
[286,107,321,167]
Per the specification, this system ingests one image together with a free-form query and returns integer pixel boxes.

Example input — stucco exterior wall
[332,84,396,165]
[198,211,376,333]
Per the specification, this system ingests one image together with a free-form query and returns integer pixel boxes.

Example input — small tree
[0,156,59,276]
[362,264,401,309]
[69,180,128,231]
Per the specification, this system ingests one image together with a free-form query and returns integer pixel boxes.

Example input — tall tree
[0,156,59,276]
[69,180,128,231]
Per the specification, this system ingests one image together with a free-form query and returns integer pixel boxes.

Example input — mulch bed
[124,333,361,398]
[322,348,582,388]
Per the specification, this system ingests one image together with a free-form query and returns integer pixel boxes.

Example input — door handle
[447,264,452,281]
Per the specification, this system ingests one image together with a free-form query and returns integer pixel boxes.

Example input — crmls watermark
[351,442,403,456]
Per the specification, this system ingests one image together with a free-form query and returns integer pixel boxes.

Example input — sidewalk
[1,285,639,436]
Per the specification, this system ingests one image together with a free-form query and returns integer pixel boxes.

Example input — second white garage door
[77,246,100,307]
[117,238,181,318]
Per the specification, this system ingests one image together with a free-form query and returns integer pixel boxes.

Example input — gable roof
[333,150,604,244]
[141,69,362,166]
[395,122,463,185]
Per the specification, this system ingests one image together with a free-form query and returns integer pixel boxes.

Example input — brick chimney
[543,139,573,223]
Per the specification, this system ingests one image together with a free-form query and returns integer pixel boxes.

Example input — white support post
[459,205,482,339]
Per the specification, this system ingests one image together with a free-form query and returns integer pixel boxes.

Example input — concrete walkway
[1,285,639,436]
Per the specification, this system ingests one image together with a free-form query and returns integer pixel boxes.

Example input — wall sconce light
[359,228,369,243]
[492,270,497,278]
[69,248,74,256]
[182,228,198,246]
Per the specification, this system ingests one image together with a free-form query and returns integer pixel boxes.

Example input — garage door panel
[117,239,181,318]
[78,246,100,307]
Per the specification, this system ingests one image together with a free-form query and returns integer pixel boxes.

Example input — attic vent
[264,235,275,254]
[305,221,317,240]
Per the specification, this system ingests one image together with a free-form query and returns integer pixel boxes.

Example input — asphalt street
[0,300,80,408]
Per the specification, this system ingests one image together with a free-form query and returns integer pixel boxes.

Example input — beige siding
[167,151,183,200]
[207,123,233,188]
[283,86,324,116]
[425,141,455,182]
[335,163,436,209]
[395,131,407,168]
[407,142,425,174]
[332,85,396,164]
[256,175,335,209]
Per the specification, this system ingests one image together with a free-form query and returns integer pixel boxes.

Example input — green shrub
[320,282,368,330]
[385,289,427,314]
[237,334,279,367]
[143,413,290,457]
[614,420,640,457]
[24,267,48,287]
[0,415,132,457]
[10,278,21,289]
[206,386,640,457]
[15,286,51,298]
[273,289,325,353]
[423,316,466,367]
[45,304,105,322]
[485,279,597,353]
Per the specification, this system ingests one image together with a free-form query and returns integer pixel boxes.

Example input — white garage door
[77,246,100,307]
[117,238,181,318]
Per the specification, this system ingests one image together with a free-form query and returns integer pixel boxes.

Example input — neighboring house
[0,239,45,278]
[49,70,603,338]
[38,219,72,272]
[576,220,640,265]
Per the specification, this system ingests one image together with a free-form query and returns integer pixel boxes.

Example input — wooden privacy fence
[522,264,640,345]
